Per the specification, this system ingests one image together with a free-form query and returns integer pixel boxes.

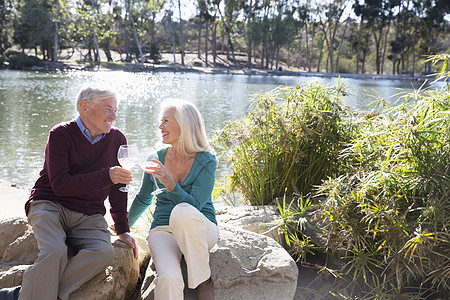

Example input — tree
[335,16,351,72]
[413,0,450,74]
[215,0,237,65]
[354,0,400,75]
[0,0,13,55]
[13,0,55,59]
[316,0,348,73]
[196,0,216,65]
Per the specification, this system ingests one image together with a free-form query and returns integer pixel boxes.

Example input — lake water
[0,69,443,193]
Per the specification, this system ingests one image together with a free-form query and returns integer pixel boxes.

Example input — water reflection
[0,69,443,190]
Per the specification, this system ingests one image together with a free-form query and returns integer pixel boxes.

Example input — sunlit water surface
[0,70,443,207]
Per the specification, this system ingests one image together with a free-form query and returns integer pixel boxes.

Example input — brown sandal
[195,277,214,300]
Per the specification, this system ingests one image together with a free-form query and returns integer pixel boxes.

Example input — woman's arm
[128,172,156,228]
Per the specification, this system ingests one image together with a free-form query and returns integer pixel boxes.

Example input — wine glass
[117,144,139,192]
[138,147,166,195]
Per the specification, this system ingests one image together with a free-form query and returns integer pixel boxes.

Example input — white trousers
[148,203,219,300]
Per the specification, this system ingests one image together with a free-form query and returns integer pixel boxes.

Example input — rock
[215,205,283,243]
[140,223,298,300]
[0,217,38,264]
[0,263,30,288]
[0,217,151,300]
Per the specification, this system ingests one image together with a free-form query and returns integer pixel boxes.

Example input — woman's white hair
[76,85,116,113]
[159,98,212,156]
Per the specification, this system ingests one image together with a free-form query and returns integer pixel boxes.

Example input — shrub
[213,54,450,298]
[149,43,161,63]
[313,58,450,297]
[212,80,354,206]
[5,50,42,69]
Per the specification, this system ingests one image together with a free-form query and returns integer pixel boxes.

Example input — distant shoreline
[14,58,437,83]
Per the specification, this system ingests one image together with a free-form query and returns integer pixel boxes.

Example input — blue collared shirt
[76,116,106,144]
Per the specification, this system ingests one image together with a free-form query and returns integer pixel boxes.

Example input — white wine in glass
[138,147,166,195]
[117,144,139,192]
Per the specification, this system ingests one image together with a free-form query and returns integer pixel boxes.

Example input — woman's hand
[145,159,176,192]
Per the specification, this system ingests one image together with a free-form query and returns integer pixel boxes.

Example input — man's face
[80,97,118,139]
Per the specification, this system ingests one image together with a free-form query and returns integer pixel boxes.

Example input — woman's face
[159,107,181,145]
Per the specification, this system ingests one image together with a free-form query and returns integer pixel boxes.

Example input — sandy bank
[0,180,28,220]
[21,50,434,82]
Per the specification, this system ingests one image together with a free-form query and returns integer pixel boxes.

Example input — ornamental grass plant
[212,80,354,206]
[213,55,449,298]
[313,63,450,298]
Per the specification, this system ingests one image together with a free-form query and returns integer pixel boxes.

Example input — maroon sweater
[26,120,130,234]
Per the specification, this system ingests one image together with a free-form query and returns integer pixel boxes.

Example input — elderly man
[0,86,138,300]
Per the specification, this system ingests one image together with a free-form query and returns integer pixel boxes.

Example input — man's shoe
[0,286,21,300]
[195,277,214,300]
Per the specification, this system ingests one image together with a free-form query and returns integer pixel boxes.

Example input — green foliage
[311,55,450,297]
[213,81,354,206]
[424,53,450,89]
[275,194,325,263]
[12,0,53,52]
[214,54,450,298]
[149,43,161,62]
[5,50,42,69]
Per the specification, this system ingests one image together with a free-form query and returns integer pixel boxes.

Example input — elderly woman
[128,98,218,300]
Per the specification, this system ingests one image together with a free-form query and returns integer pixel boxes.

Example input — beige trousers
[19,200,114,300]
[148,203,219,300]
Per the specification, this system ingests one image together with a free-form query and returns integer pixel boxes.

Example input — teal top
[128,148,217,229]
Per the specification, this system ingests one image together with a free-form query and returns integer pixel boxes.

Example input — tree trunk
[178,0,185,66]
[198,22,201,59]
[205,22,208,65]
[381,21,390,74]
[130,11,144,67]
[260,44,264,69]
[287,42,290,68]
[309,25,315,72]
[54,21,58,62]
[124,0,131,62]
[247,0,253,69]
[401,6,406,74]
[328,23,338,73]
[362,49,367,74]
[336,17,350,72]
[212,22,217,67]
[303,24,308,69]
[104,38,113,62]
[93,31,100,63]
[361,37,369,74]
[355,16,364,74]
[216,3,236,65]
[275,47,279,69]
[171,22,176,64]
[317,36,324,72]
[150,11,156,62]
[319,23,331,73]
[373,30,381,74]
[297,29,302,69]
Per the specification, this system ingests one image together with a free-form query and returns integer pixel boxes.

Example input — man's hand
[118,232,139,259]
[109,166,132,185]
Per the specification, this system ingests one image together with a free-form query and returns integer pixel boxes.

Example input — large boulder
[215,205,283,243]
[140,223,298,300]
[0,217,150,300]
